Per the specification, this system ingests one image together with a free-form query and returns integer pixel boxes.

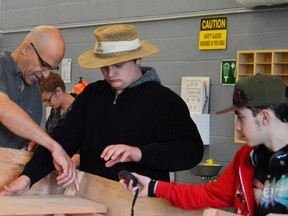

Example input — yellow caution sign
[199,17,227,50]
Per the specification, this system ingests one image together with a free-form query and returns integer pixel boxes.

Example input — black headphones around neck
[249,144,288,170]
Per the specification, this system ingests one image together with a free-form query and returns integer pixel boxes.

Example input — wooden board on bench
[0,195,107,215]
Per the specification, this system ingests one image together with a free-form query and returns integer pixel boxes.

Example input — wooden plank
[0,147,32,165]
[202,208,238,216]
[25,172,238,216]
[54,213,102,216]
[0,148,227,215]
[0,147,33,191]
[28,171,203,215]
[72,171,203,216]
[0,195,107,215]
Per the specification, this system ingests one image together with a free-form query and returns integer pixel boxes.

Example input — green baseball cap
[216,74,288,114]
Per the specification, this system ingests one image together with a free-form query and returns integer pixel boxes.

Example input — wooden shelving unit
[235,49,288,143]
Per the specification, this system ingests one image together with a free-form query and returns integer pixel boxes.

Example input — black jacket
[23,67,204,185]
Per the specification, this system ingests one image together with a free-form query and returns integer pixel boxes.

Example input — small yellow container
[206,159,214,166]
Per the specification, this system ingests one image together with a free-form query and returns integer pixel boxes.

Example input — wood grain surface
[0,195,107,215]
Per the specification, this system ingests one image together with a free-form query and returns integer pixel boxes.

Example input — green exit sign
[221,59,236,85]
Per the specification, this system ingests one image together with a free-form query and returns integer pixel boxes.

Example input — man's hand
[50,144,79,190]
[101,144,142,167]
[0,175,31,196]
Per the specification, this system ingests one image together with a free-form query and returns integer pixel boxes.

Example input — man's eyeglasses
[42,89,57,103]
[30,42,59,72]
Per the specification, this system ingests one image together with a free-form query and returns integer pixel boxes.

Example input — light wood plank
[0,147,33,191]
[0,195,107,215]
[0,147,32,165]
[73,171,203,216]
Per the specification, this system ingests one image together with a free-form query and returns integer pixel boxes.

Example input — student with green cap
[120,74,288,216]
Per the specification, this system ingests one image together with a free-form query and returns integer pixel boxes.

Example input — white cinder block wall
[1,0,288,184]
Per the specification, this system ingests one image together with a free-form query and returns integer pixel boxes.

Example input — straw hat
[78,24,160,69]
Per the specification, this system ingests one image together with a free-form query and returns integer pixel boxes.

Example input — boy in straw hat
[121,74,288,215]
[1,24,203,195]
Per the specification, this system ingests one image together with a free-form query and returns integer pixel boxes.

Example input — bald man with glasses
[0,25,78,194]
